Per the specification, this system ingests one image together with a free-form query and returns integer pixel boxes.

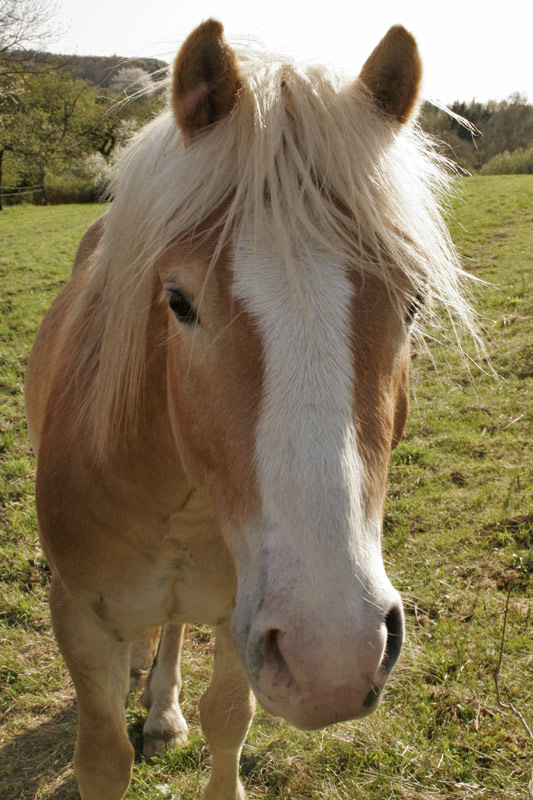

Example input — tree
[483,94,533,159]
[0,0,59,58]
[0,0,62,207]
[421,95,533,173]
[88,70,164,159]
[108,66,152,97]
[1,69,99,204]
[450,101,492,142]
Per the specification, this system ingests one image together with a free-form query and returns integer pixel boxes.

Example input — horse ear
[359,26,422,123]
[172,19,242,137]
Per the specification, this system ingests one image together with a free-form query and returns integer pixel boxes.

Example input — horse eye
[167,288,200,326]
[405,291,425,326]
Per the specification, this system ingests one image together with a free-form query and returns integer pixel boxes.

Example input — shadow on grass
[0,702,78,799]
[0,694,178,799]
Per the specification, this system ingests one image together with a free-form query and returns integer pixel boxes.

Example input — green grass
[1,178,532,799]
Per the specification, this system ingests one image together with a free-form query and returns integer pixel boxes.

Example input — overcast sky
[49,0,532,104]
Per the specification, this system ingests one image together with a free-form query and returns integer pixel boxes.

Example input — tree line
[421,94,533,175]
[1,0,532,209]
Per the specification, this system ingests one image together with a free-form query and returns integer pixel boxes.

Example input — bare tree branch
[0,0,60,56]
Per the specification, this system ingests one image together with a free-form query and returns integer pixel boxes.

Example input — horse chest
[154,496,237,626]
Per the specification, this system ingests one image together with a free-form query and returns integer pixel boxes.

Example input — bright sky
[50,0,533,104]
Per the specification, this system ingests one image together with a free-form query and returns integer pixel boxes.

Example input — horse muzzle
[236,597,404,729]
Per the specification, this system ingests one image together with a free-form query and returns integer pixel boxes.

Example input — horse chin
[253,685,381,731]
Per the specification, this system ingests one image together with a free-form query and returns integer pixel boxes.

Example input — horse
[25,19,475,800]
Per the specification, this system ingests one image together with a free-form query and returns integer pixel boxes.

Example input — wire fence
[0,184,45,198]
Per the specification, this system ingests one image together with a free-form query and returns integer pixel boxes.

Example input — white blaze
[232,231,386,614]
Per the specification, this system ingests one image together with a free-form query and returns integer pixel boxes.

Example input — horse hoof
[143,729,188,759]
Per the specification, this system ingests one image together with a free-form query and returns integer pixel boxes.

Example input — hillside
[5,50,168,87]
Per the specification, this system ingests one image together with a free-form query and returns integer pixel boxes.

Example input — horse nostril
[259,629,297,697]
[381,604,404,674]
[264,629,284,666]
[363,684,381,709]
[263,628,288,670]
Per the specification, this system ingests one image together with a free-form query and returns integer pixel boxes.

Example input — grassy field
[0,176,532,800]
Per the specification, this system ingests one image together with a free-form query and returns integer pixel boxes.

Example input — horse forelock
[67,50,478,460]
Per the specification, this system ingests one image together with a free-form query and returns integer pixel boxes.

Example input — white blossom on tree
[108,66,152,97]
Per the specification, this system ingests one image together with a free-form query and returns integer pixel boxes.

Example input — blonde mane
[68,52,478,457]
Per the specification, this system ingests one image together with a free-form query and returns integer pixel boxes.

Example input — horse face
[229,236,409,729]
[160,228,410,729]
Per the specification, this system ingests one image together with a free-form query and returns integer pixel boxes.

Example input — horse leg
[129,626,161,692]
[141,623,189,758]
[200,623,255,800]
[49,575,134,800]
